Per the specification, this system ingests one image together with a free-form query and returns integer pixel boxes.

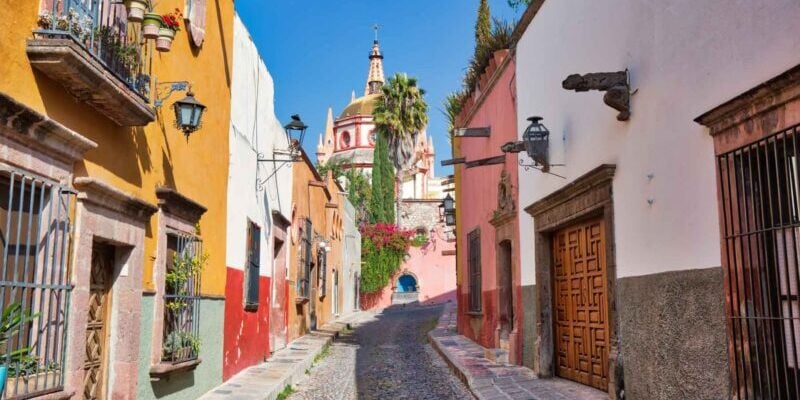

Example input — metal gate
[717,124,800,399]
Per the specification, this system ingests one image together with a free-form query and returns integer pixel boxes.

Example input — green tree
[372,73,428,222]
[475,0,491,54]
[343,168,372,225]
[368,132,395,224]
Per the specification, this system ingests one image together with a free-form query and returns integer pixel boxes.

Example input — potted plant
[156,9,182,52]
[124,0,149,22]
[142,12,163,39]
[0,304,37,394]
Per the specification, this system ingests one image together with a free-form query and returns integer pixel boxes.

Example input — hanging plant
[156,8,182,52]
[142,13,163,39]
[124,0,149,23]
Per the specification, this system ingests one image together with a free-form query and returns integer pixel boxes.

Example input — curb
[427,305,481,400]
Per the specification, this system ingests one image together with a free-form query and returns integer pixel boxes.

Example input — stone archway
[392,270,420,305]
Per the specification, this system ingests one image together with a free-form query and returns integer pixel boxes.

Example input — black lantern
[284,114,308,151]
[441,193,455,226]
[522,116,550,170]
[173,91,206,137]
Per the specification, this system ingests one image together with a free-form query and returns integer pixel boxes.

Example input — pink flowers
[360,223,413,251]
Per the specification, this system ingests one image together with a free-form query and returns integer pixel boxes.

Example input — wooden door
[83,243,114,400]
[270,237,288,352]
[553,219,609,390]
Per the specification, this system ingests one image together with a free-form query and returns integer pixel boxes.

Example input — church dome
[340,93,381,118]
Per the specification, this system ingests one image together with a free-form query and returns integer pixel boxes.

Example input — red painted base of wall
[223,267,271,381]
[456,286,524,364]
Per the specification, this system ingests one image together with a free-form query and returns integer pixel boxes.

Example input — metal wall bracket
[562,70,630,121]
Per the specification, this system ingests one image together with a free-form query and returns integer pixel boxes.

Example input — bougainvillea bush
[360,223,413,294]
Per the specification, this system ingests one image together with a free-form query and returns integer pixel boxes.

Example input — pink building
[453,50,522,364]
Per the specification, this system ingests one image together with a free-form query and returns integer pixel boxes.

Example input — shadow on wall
[150,370,196,397]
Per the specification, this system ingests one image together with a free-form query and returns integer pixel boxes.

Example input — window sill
[295,296,310,305]
[149,358,202,380]
[467,311,483,317]
[22,389,75,400]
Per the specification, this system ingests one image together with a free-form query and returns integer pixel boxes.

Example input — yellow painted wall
[0,0,234,296]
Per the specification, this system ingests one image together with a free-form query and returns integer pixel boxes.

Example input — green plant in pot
[156,8,182,52]
[162,331,200,362]
[0,304,39,392]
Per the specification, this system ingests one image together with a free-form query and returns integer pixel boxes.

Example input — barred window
[244,222,260,311]
[0,169,74,398]
[162,234,203,364]
[468,229,482,312]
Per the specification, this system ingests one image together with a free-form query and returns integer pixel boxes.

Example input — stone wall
[399,199,442,231]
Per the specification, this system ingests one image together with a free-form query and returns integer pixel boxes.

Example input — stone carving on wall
[562,70,630,121]
[497,169,515,215]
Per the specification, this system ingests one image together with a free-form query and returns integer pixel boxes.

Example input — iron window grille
[717,123,800,399]
[244,222,261,311]
[0,168,75,399]
[162,233,202,364]
[34,0,154,101]
[467,229,482,312]
[297,219,312,299]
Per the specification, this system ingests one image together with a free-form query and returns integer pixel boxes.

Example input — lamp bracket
[562,70,630,121]
[153,78,191,108]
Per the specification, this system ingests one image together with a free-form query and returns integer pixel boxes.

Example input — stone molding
[0,91,97,165]
[272,210,291,228]
[155,186,207,224]
[524,164,616,224]
[74,177,157,222]
[695,63,800,135]
[26,38,155,126]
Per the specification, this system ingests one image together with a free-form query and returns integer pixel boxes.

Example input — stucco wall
[515,0,800,283]
[223,13,293,379]
[137,297,225,400]
[341,195,362,316]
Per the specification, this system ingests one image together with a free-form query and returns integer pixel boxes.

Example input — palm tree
[372,73,429,223]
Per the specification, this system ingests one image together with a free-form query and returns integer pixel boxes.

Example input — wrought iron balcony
[27,0,156,126]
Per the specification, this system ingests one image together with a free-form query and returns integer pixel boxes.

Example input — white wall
[515,0,800,283]
[227,14,293,276]
[341,193,362,314]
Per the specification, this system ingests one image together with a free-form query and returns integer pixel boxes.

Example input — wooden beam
[441,157,465,166]
[455,127,491,137]
[465,155,506,168]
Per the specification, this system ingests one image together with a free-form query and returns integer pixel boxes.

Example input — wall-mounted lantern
[522,116,550,172]
[154,80,207,139]
[440,193,455,226]
[284,114,308,154]
[172,91,206,137]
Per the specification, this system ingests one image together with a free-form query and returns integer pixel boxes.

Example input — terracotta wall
[454,53,521,358]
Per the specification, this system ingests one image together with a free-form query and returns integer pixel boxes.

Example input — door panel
[553,219,608,390]
[83,243,114,400]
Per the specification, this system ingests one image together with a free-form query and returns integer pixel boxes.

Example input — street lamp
[284,114,308,153]
[522,116,550,171]
[173,90,207,138]
[441,193,455,226]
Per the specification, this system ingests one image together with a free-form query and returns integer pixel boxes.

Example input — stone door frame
[524,164,620,398]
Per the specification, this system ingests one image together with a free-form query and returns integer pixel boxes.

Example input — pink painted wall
[454,52,523,362]
[360,227,456,309]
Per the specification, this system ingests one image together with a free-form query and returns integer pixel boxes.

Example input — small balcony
[27,0,155,126]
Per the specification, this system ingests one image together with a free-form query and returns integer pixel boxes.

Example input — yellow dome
[340,94,381,118]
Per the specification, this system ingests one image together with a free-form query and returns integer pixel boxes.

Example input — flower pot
[156,28,176,52]
[142,13,162,39]
[124,0,148,23]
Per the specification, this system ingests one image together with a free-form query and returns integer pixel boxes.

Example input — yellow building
[0,0,233,399]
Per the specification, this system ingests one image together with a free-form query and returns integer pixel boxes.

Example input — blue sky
[234,0,522,174]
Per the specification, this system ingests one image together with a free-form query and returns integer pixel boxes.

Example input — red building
[454,49,523,364]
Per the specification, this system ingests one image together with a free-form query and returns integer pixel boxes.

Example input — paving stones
[428,303,608,400]
[289,304,473,400]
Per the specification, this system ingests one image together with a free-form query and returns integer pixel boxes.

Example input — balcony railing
[35,0,152,100]
[28,0,156,126]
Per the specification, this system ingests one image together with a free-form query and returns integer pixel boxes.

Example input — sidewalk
[199,312,369,400]
[428,303,607,400]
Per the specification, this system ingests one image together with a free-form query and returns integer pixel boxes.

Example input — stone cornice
[74,177,158,222]
[524,164,616,217]
[695,63,800,135]
[155,186,207,223]
[0,91,97,165]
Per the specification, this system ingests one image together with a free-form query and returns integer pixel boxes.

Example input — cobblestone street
[288,305,472,400]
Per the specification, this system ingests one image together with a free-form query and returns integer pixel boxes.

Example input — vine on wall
[359,223,412,294]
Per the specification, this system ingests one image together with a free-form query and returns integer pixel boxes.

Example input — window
[297,219,312,298]
[340,131,351,149]
[163,233,202,363]
[467,229,482,312]
[0,170,74,398]
[244,221,261,311]
[717,124,800,399]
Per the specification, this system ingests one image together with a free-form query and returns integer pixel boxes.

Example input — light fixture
[172,90,207,137]
[284,114,308,153]
[441,194,455,227]
[522,116,550,171]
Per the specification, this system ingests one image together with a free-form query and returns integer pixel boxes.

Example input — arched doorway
[391,272,419,304]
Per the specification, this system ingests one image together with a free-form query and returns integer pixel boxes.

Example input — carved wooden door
[83,243,114,400]
[553,219,609,390]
